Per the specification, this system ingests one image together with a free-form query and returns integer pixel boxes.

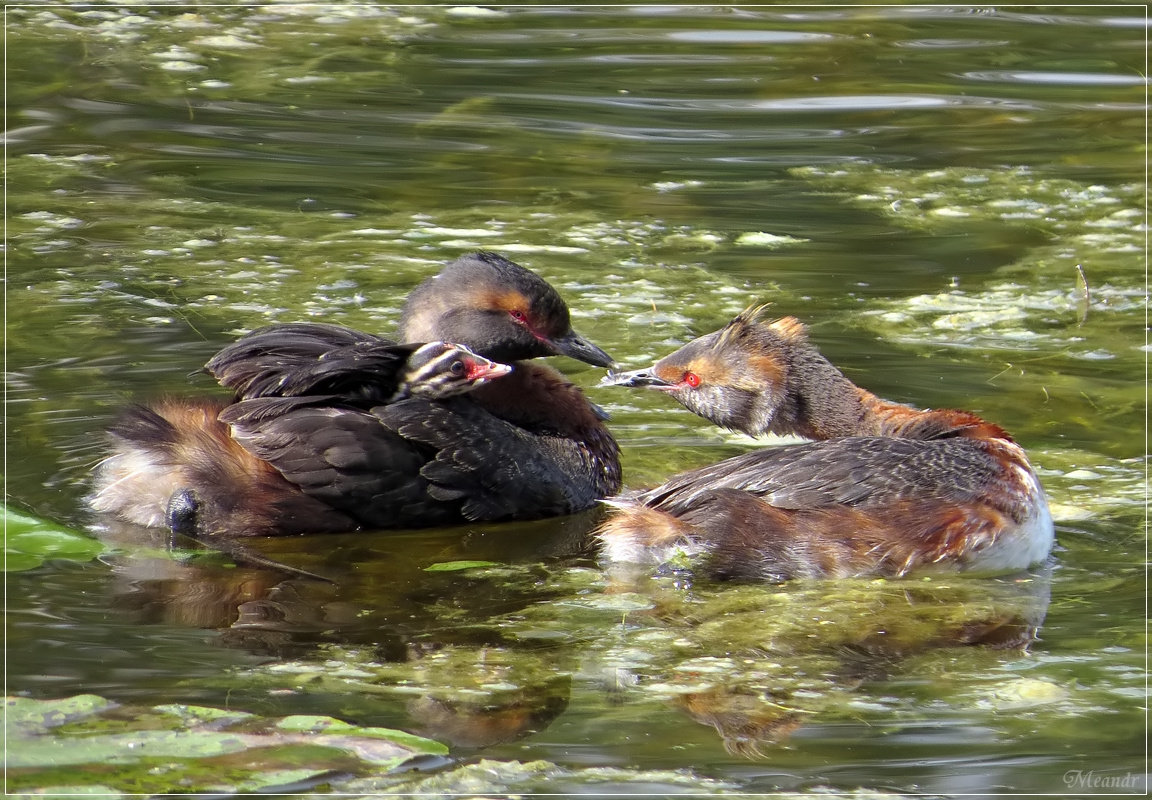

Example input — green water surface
[5,4,1146,796]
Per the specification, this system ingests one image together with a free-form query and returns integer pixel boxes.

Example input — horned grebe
[597,306,1053,580]
[91,252,621,536]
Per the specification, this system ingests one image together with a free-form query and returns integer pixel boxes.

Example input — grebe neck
[784,350,1012,444]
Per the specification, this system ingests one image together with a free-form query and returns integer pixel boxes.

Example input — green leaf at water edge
[5,694,449,794]
[424,559,502,572]
[3,505,107,571]
[5,695,118,737]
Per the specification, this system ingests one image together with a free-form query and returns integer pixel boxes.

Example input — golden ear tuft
[767,315,807,342]
[717,303,771,348]
[736,303,772,326]
[488,289,531,313]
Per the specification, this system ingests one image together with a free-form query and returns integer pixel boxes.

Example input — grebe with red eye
[597,306,1053,581]
[390,341,513,401]
[90,252,622,538]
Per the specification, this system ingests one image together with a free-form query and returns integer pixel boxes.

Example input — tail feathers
[597,488,860,581]
[595,499,704,566]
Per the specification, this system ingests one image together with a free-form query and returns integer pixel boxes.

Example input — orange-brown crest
[744,353,786,389]
[692,306,790,391]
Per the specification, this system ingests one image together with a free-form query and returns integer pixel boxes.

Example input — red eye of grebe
[684,372,701,388]
[509,309,527,322]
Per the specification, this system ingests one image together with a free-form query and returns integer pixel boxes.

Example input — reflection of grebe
[598,307,1053,580]
[91,253,621,537]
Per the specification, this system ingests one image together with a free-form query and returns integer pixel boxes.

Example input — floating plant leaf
[152,704,256,727]
[3,506,107,571]
[343,757,741,796]
[5,695,117,737]
[4,694,446,794]
[423,560,502,572]
[276,715,357,733]
[10,730,253,768]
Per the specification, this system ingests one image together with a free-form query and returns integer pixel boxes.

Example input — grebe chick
[597,306,1053,581]
[209,333,511,403]
[391,341,513,400]
[91,252,621,537]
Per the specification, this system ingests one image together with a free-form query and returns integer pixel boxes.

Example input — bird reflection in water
[596,564,1051,757]
[92,512,595,748]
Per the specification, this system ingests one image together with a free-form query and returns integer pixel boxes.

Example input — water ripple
[961,70,1146,86]
[502,93,1042,112]
[665,29,837,44]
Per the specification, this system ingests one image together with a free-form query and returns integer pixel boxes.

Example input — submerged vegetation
[6,694,447,795]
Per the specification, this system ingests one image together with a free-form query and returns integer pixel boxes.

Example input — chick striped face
[396,342,513,401]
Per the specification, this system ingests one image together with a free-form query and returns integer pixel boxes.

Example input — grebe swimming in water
[91,252,622,537]
[597,306,1053,581]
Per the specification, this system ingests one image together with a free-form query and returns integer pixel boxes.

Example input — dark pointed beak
[598,367,673,389]
[549,329,615,368]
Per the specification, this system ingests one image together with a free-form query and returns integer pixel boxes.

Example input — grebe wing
[218,395,462,528]
[376,398,594,520]
[640,436,1009,516]
[208,322,415,402]
[217,394,592,526]
[210,322,419,403]
[269,341,418,402]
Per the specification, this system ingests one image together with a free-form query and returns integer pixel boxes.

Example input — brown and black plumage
[597,306,1053,581]
[91,252,621,537]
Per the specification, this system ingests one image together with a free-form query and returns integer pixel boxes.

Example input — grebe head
[393,342,514,401]
[601,305,808,436]
[399,252,614,368]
